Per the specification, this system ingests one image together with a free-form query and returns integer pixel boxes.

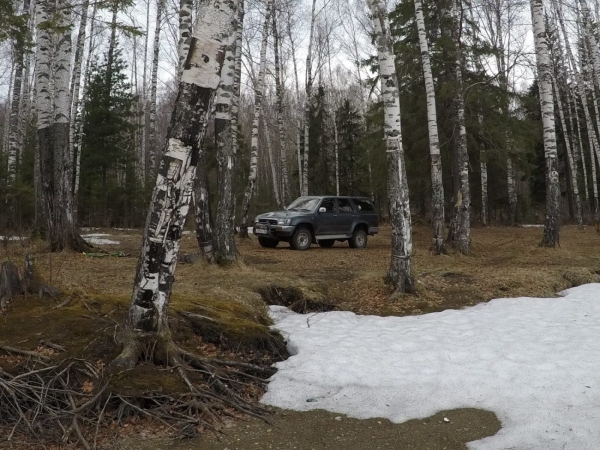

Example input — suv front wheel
[258,237,278,248]
[349,228,367,249]
[291,227,312,251]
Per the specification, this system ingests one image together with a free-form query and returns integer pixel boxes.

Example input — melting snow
[262,284,600,450]
[82,233,120,245]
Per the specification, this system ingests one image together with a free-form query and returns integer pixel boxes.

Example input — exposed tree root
[0,331,279,448]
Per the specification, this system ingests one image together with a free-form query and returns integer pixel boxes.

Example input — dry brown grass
[2,224,599,318]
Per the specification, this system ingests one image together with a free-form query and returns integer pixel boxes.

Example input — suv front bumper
[253,222,294,239]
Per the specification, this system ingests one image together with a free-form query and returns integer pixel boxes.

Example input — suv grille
[258,219,277,225]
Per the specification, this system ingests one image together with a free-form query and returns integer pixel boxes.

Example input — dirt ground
[2,224,600,449]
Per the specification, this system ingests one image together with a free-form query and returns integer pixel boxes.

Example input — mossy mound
[258,284,337,313]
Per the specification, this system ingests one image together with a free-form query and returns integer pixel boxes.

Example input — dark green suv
[252,196,379,250]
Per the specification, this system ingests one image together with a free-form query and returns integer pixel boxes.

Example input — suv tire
[291,227,312,251]
[349,228,367,249]
[318,239,335,248]
[258,237,278,248]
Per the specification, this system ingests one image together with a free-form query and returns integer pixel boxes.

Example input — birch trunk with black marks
[113,0,237,365]
[302,0,318,196]
[194,154,215,263]
[285,11,303,195]
[177,0,193,77]
[553,0,600,225]
[140,0,151,184]
[70,0,89,220]
[580,0,600,95]
[239,0,272,238]
[273,13,291,205]
[531,0,560,246]
[414,0,445,253]
[552,79,583,228]
[479,115,488,226]
[368,0,413,293]
[35,0,89,252]
[213,0,242,264]
[147,0,165,176]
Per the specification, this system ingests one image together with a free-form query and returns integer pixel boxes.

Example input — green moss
[109,364,188,396]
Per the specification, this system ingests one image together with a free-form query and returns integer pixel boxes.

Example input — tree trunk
[552,78,583,228]
[114,0,237,361]
[414,0,445,253]
[35,0,88,252]
[147,0,165,176]
[69,0,89,195]
[368,0,413,294]
[177,0,193,77]
[570,89,590,211]
[214,0,242,264]
[531,0,560,246]
[239,0,273,238]
[194,152,215,263]
[141,0,151,185]
[264,112,283,209]
[302,0,318,196]
[272,14,291,205]
[553,0,600,225]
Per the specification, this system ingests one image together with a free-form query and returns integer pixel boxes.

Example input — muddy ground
[2,224,600,449]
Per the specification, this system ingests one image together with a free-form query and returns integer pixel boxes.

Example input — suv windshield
[287,197,320,212]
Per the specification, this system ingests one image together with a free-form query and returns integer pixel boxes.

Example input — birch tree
[531,0,560,246]
[302,0,318,196]
[239,0,273,238]
[35,0,89,251]
[213,0,243,264]
[113,0,237,366]
[147,0,166,175]
[447,0,470,254]
[273,12,291,205]
[414,0,445,253]
[367,0,413,293]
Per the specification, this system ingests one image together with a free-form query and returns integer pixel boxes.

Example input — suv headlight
[277,219,291,225]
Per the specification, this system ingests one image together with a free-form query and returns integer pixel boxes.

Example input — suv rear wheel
[291,227,312,251]
[349,228,367,249]
[258,237,278,248]
[318,239,335,248]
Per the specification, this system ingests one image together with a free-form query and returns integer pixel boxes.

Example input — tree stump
[0,254,60,309]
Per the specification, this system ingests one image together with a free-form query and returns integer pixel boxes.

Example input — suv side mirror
[319,207,326,213]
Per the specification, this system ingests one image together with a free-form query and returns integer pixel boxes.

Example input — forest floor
[1,224,600,449]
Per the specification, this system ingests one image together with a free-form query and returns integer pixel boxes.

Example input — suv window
[353,198,374,212]
[320,198,336,213]
[337,198,354,213]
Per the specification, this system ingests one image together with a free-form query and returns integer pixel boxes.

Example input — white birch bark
[478,115,488,226]
[447,0,470,254]
[553,0,600,224]
[7,26,26,186]
[569,89,590,207]
[273,13,291,205]
[147,0,165,175]
[141,0,151,183]
[213,0,242,264]
[239,0,273,237]
[302,0,318,196]
[531,0,560,246]
[367,0,413,293]
[285,11,303,195]
[123,0,238,339]
[177,0,193,77]
[414,0,445,253]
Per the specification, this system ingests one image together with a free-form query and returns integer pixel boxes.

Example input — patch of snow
[521,224,544,227]
[82,234,120,245]
[0,236,27,241]
[263,284,600,450]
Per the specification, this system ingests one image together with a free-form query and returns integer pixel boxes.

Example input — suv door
[352,198,378,230]
[335,198,357,236]
[314,198,337,236]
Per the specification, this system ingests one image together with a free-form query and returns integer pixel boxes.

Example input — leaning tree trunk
[302,0,318,196]
[239,0,273,238]
[552,78,583,228]
[35,0,89,252]
[214,0,243,264]
[553,0,600,225]
[113,0,237,364]
[531,0,560,246]
[368,0,413,293]
[147,0,165,176]
[414,0,445,253]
